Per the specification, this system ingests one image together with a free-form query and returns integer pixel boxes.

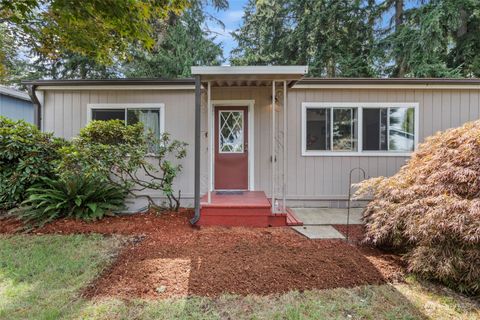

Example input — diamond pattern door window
[219,111,244,153]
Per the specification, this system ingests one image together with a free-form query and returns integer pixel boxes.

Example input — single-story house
[0,85,34,123]
[23,66,480,227]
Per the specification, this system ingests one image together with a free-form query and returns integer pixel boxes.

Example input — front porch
[198,191,302,227]
[190,66,309,227]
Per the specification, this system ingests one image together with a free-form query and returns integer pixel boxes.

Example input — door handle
[244,142,248,152]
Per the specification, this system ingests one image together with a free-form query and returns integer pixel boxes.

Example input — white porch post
[272,81,276,213]
[207,81,212,203]
[283,80,287,211]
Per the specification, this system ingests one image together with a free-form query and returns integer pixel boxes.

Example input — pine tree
[231,0,377,77]
[231,0,292,65]
[376,0,480,77]
[123,4,223,78]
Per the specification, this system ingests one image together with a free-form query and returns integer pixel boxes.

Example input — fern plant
[10,175,126,228]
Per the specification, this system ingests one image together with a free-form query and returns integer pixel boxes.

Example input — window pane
[92,109,125,121]
[306,108,330,151]
[332,108,357,151]
[219,111,244,153]
[363,108,388,151]
[127,109,161,137]
[389,108,415,151]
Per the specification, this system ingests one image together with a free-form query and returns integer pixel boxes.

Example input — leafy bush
[58,120,187,211]
[10,174,126,228]
[0,116,66,210]
[355,120,480,295]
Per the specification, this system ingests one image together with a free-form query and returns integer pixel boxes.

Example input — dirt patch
[1,212,404,299]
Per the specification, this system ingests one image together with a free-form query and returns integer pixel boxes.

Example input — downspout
[26,84,41,129]
[190,75,202,224]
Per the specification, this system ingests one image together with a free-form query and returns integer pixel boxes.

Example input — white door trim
[210,100,255,191]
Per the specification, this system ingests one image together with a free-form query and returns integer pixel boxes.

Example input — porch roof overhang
[191,66,308,87]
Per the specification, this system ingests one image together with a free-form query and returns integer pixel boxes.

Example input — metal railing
[346,167,367,242]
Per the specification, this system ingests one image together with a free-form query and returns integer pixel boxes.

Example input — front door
[215,106,248,190]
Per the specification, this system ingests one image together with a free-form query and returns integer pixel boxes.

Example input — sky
[205,0,248,64]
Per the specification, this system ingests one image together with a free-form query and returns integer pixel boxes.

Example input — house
[23,66,480,227]
[0,85,34,123]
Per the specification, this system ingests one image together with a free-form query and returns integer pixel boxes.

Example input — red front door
[214,106,248,190]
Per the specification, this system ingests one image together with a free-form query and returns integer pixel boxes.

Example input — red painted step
[286,208,303,226]
[197,191,301,227]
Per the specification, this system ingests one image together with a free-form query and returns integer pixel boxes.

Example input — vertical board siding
[282,88,480,200]
[43,89,196,200]
[42,86,480,205]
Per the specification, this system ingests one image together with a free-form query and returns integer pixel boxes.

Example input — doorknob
[244,142,248,151]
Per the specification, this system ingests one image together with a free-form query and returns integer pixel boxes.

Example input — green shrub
[355,120,480,295]
[58,120,187,211]
[10,174,126,228]
[0,117,66,210]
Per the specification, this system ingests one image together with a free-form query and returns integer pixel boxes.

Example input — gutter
[190,75,202,225]
[22,78,195,86]
[26,84,41,129]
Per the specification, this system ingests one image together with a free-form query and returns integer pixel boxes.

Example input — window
[305,108,358,152]
[302,103,418,156]
[88,104,165,138]
[219,110,244,153]
[363,107,415,152]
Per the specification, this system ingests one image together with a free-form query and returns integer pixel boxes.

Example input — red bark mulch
[0,211,405,299]
[333,224,367,244]
[0,216,24,234]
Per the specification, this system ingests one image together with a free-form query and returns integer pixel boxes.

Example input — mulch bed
[333,224,367,244]
[0,211,405,299]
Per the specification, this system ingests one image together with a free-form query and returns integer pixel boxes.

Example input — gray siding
[42,90,196,209]
[0,94,34,123]
[41,86,480,208]
[207,87,480,207]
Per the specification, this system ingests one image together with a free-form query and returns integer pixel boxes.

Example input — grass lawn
[0,235,478,320]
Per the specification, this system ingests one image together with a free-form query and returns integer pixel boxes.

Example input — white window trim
[301,102,419,157]
[87,103,165,135]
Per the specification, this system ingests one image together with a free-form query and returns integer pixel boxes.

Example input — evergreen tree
[123,4,224,78]
[231,0,378,77]
[30,52,119,80]
[376,0,480,77]
[231,0,292,65]
[232,0,480,78]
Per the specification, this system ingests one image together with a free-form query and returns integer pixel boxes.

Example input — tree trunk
[327,58,336,77]
[395,0,405,77]
[456,8,468,38]
[395,0,403,30]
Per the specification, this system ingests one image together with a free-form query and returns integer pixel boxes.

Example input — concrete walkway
[291,225,346,239]
[290,208,363,240]
[292,208,363,225]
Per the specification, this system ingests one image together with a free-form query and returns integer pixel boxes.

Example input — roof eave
[22,78,195,86]
[191,65,308,76]
[293,78,480,89]
[0,86,31,101]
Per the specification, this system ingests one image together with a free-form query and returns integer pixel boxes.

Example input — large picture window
[88,104,165,138]
[302,103,418,156]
